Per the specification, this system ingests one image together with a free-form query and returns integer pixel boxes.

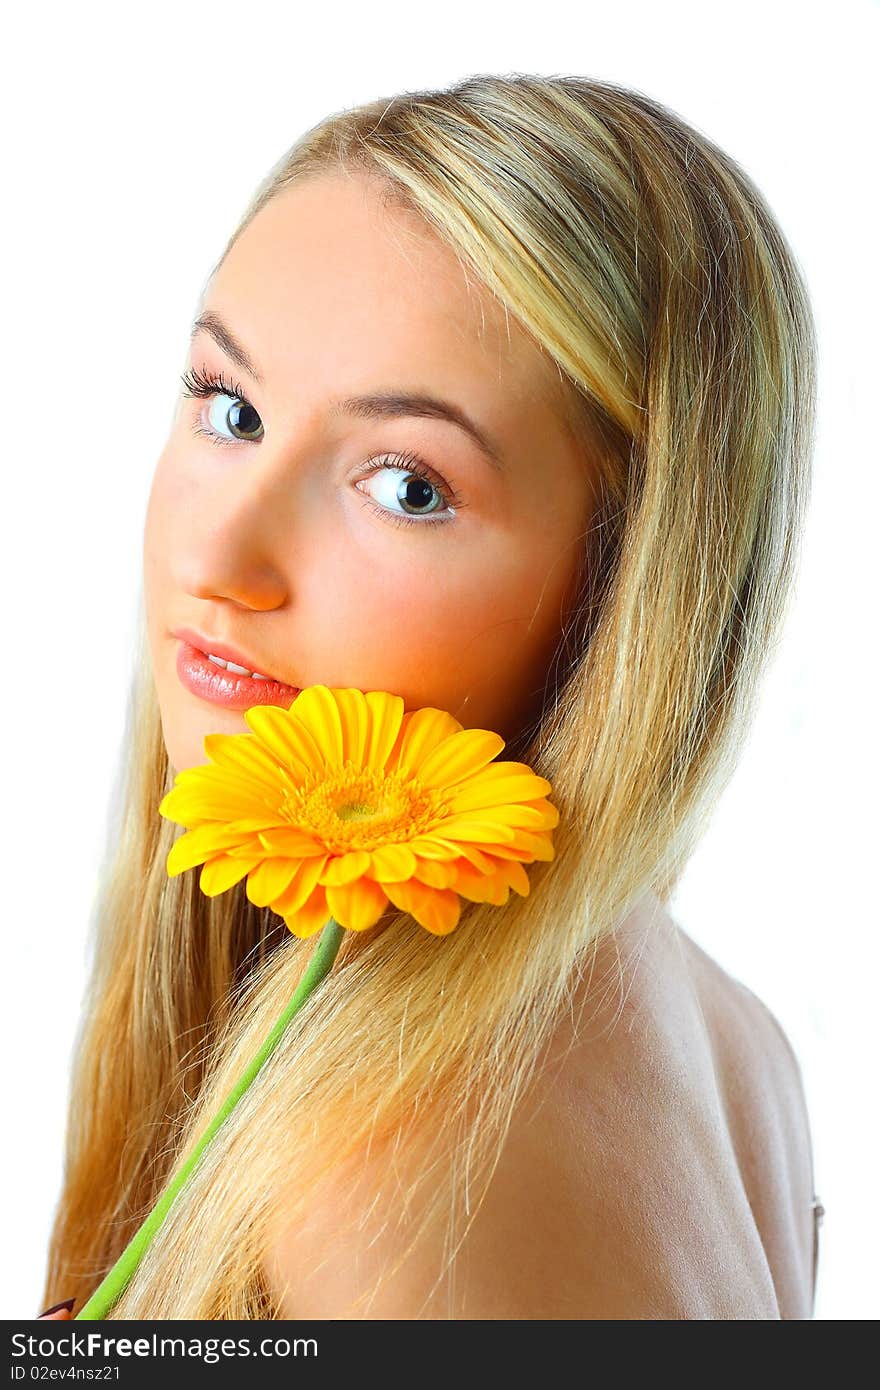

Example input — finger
[37,1299,75,1319]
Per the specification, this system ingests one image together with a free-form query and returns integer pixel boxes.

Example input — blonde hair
[42,73,816,1318]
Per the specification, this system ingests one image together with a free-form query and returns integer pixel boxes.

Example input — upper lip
[172,627,297,687]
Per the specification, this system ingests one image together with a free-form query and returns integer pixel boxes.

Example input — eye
[180,365,264,444]
[355,451,460,528]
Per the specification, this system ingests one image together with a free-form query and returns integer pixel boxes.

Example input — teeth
[207,652,273,681]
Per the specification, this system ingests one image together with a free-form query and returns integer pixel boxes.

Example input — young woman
[39,73,820,1320]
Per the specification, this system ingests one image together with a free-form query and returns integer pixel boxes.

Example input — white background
[2,0,876,1322]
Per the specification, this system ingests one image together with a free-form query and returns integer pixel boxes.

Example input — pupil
[401,477,435,512]
[230,402,261,439]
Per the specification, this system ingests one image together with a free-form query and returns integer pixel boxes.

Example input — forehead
[203,172,571,423]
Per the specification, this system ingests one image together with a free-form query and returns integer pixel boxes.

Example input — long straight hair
[42,73,816,1317]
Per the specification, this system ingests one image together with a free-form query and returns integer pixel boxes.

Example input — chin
[159,716,194,779]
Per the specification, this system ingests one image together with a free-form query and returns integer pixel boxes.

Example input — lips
[172,627,292,687]
[173,632,301,710]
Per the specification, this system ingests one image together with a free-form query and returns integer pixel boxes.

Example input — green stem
[75,916,346,1320]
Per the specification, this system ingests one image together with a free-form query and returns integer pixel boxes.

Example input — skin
[143,171,598,775]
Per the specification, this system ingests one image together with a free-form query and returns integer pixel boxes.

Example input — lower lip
[175,642,301,710]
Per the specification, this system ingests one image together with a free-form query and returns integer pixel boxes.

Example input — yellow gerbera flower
[159,686,558,937]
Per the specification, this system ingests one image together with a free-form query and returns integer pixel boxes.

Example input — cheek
[406,538,577,641]
[312,541,458,666]
[322,536,576,709]
[378,539,502,626]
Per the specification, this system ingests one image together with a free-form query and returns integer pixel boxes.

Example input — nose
[173,444,312,610]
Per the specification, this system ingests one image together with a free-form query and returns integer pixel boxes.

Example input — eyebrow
[191,310,505,471]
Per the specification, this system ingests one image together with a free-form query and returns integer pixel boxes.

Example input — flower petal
[471,842,532,862]
[283,883,332,938]
[286,686,345,768]
[199,853,262,896]
[430,816,517,844]
[366,843,418,882]
[405,835,461,860]
[488,831,556,861]
[257,826,327,856]
[319,850,372,887]
[382,879,462,935]
[493,857,531,896]
[449,859,489,900]
[334,688,371,767]
[202,732,296,790]
[477,877,511,906]
[480,802,559,830]
[405,837,494,871]
[243,704,324,775]
[246,857,302,907]
[388,707,463,777]
[445,770,553,814]
[325,876,389,931]
[444,841,494,872]
[452,858,521,904]
[363,691,406,769]
[159,770,277,824]
[272,855,330,916]
[411,858,459,889]
[166,824,259,876]
[416,728,506,791]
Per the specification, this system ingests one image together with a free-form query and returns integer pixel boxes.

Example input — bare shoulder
[670,917,818,1317]
[531,895,817,1318]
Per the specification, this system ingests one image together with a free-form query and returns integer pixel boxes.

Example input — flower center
[336,801,379,822]
[280,760,449,852]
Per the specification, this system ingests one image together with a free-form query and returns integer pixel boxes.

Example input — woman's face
[144,172,597,774]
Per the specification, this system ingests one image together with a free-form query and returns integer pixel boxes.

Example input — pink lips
[176,641,301,710]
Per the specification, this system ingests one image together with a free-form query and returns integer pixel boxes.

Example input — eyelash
[179,365,462,530]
